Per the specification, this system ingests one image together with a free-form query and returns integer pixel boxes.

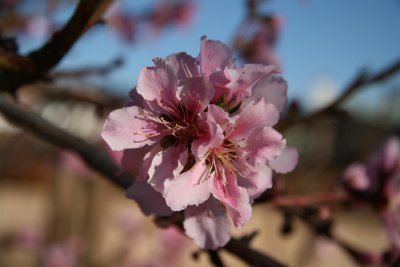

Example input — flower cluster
[343,137,400,257]
[102,37,298,249]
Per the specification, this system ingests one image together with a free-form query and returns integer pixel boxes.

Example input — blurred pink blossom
[42,239,82,267]
[343,136,400,257]
[234,14,283,67]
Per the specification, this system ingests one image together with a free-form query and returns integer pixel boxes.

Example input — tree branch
[272,191,349,207]
[29,0,114,72]
[0,93,132,189]
[207,250,226,267]
[278,58,400,130]
[0,0,114,92]
[225,238,287,267]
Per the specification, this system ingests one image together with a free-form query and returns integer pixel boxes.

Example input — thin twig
[278,58,400,131]
[0,93,132,189]
[272,191,349,207]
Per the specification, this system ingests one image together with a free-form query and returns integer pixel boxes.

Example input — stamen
[181,60,193,78]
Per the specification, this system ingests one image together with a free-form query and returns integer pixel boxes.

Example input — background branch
[225,238,287,267]
[0,93,132,189]
[0,0,115,92]
[278,58,400,131]
[207,250,226,267]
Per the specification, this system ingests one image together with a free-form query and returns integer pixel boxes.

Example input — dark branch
[207,250,226,267]
[0,0,114,92]
[278,58,400,130]
[28,0,114,72]
[0,93,132,189]
[225,238,287,267]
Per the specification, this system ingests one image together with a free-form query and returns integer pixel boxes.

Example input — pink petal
[209,70,231,103]
[136,66,179,114]
[179,76,215,114]
[148,145,188,192]
[101,106,163,150]
[191,112,224,160]
[239,162,273,200]
[212,64,277,106]
[165,52,199,80]
[245,126,286,165]
[343,163,370,191]
[212,168,251,227]
[247,73,288,112]
[227,100,279,141]
[383,137,400,172]
[269,146,299,174]
[183,198,230,249]
[208,104,236,128]
[200,37,234,77]
[163,159,212,211]
[136,144,162,182]
[127,181,173,217]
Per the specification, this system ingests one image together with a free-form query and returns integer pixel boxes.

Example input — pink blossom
[105,2,137,42]
[233,14,283,67]
[201,37,287,112]
[102,37,297,249]
[342,163,370,191]
[166,102,297,248]
[342,137,400,257]
[42,239,82,267]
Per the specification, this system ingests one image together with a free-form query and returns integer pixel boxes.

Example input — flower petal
[200,37,234,77]
[191,111,224,160]
[342,163,370,191]
[127,181,173,217]
[228,100,280,141]
[212,168,251,227]
[183,198,230,249]
[210,64,277,106]
[163,159,212,211]
[247,74,288,112]
[101,106,163,150]
[136,65,179,114]
[269,146,299,174]
[179,76,215,114]
[383,137,400,172]
[245,126,286,165]
[238,162,273,200]
[208,104,236,128]
[148,144,188,192]
[165,52,199,80]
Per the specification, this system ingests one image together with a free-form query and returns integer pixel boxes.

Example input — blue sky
[22,0,400,108]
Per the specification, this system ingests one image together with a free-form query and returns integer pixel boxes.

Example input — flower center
[132,105,199,146]
[199,141,247,196]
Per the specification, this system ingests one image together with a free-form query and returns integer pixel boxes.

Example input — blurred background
[0,0,400,266]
